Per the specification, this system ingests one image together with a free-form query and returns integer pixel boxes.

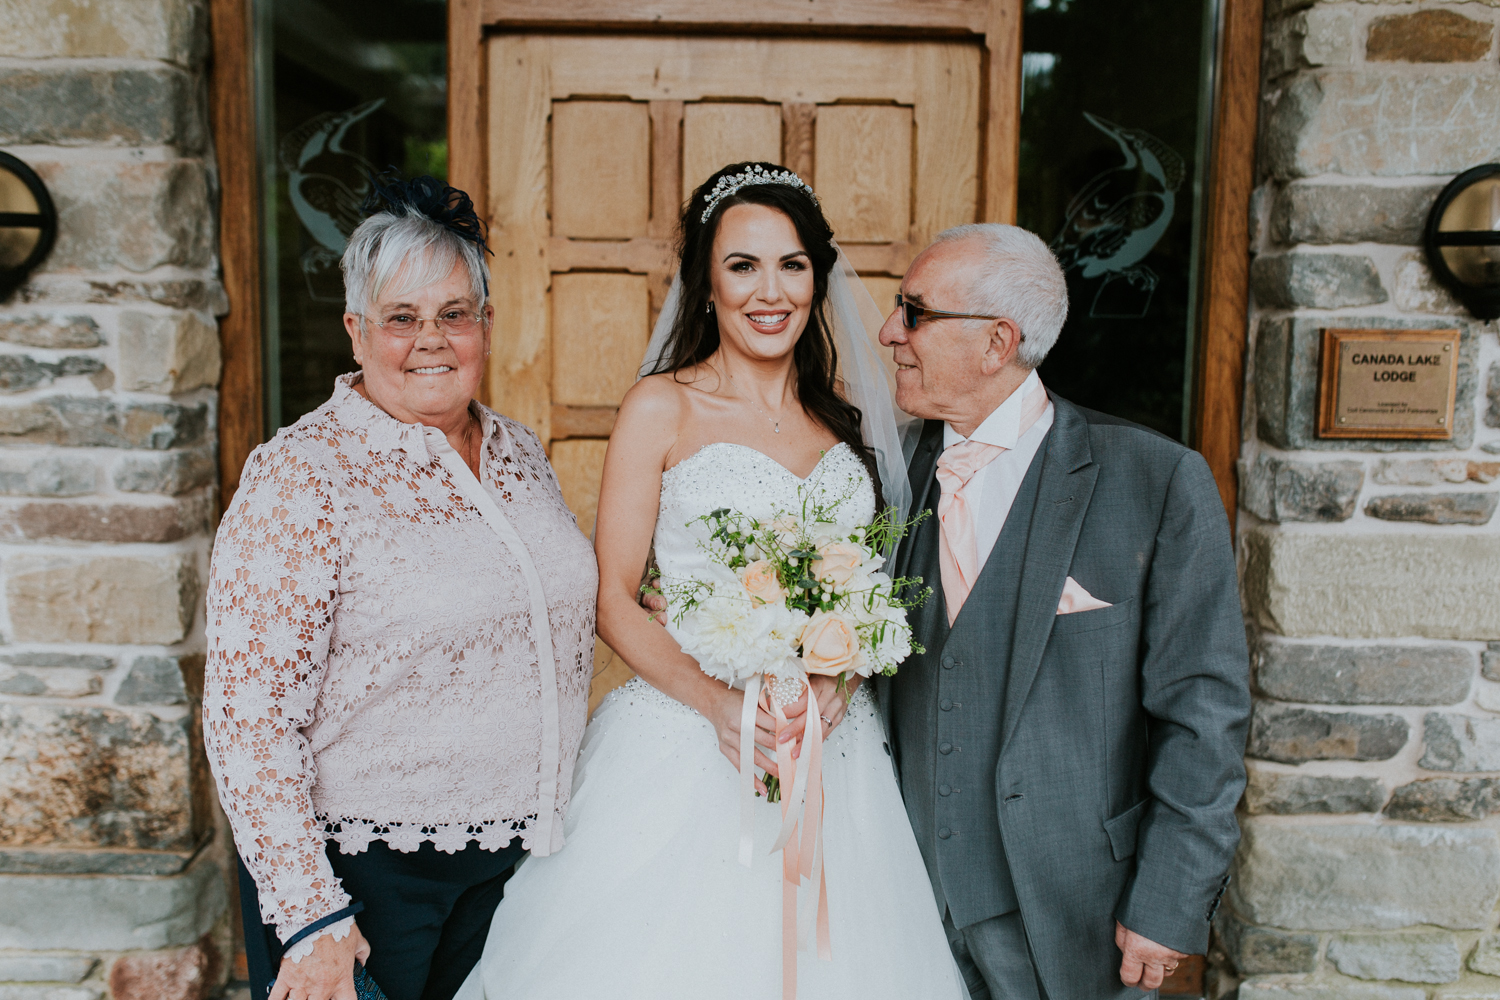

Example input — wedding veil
[638,245,916,527]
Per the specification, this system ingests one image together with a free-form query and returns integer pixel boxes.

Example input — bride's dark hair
[647,161,882,503]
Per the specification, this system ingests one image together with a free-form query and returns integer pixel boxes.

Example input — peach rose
[741,560,787,606]
[811,541,864,588]
[800,610,864,676]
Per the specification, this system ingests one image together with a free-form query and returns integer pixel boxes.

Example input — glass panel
[1020,0,1219,441]
[256,0,448,431]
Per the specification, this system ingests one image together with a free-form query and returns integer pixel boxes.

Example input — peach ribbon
[739,676,832,1000]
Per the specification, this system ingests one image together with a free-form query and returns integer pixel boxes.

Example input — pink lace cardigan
[204,374,597,944]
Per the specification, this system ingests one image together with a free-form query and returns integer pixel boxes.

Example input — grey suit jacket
[877,394,1250,1000]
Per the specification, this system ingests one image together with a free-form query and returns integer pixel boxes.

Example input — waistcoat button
[938,784,952,796]
[939,742,953,754]
[938,827,951,840]
[940,698,953,711]
[941,655,955,669]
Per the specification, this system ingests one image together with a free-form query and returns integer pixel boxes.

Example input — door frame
[213,0,1262,521]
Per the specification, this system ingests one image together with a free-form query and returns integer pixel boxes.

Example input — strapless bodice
[654,441,876,584]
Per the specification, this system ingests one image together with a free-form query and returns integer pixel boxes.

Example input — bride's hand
[780,674,862,755]
[707,686,786,794]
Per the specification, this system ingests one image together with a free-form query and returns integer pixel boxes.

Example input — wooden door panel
[485,32,991,708]
[682,103,783,201]
[551,101,651,239]
[552,273,651,407]
[816,105,914,244]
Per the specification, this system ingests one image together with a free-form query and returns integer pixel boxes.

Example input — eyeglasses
[895,293,1000,330]
[363,308,487,338]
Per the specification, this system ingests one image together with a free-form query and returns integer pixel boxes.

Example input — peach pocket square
[1057,576,1112,615]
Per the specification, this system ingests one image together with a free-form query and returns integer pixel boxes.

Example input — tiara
[700,165,818,223]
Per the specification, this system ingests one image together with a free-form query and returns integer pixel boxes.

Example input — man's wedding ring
[820,715,832,725]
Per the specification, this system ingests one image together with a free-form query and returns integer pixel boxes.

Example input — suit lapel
[999,394,1098,754]
[893,419,944,582]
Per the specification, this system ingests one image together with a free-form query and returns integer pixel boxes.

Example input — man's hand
[268,921,371,1000]
[1116,921,1186,992]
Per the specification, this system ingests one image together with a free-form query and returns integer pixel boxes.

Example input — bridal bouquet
[661,483,928,798]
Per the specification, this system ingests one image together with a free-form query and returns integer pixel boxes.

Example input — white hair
[930,223,1068,368]
[341,208,488,318]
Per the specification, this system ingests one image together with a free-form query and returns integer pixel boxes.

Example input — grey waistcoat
[890,427,1050,926]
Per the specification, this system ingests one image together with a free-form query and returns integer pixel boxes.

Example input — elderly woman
[204,176,597,1000]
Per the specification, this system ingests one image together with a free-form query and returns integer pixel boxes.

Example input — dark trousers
[240,838,526,1000]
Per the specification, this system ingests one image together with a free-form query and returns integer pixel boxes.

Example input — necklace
[728,373,783,433]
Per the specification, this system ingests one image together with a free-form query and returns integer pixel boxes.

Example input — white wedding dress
[457,441,967,999]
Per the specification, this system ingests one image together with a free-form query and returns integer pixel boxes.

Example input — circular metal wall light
[1426,163,1500,321]
[0,152,57,300]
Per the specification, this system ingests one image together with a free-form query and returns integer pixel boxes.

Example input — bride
[456,163,967,999]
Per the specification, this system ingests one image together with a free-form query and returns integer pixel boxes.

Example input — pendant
[774,424,780,433]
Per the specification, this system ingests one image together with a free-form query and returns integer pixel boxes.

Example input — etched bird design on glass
[1051,112,1185,319]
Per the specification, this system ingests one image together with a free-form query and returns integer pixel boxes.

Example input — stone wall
[0,2,231,998]
[1223,1,1500,997]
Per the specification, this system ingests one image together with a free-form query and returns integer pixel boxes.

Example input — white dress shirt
[940,368,1055,571]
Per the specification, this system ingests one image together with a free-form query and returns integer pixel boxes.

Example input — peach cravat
[936,385,1050,624]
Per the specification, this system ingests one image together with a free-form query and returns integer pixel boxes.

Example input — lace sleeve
[204,442,351,941]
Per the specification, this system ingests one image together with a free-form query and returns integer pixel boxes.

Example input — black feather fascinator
[361,170,492,257]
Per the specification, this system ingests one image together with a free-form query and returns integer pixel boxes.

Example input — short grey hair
[341,208,489,317]
[930,223,1068,368]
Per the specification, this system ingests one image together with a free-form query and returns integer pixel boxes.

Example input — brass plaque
[1317,328,1459,439]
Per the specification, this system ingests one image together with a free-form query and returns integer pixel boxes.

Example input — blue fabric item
[283,902,365,952]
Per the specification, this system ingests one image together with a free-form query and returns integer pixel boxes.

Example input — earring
[706,301,715,314]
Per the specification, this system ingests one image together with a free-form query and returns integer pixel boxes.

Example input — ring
[820,715,832,725]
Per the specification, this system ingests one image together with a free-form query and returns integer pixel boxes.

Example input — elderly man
[875,223,1249,1000]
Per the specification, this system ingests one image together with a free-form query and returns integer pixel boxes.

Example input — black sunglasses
[895,293,1002,330]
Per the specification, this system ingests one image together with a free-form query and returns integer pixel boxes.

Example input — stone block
[1328,931,1461,983]
[1392,250,1467,315]
[115,656,190,707]
[1423,712,1500,771]
[6,552,198,644]
[1248,702,1407,763]
[1484,642,1500,682]
[116,312,220,394]
[1252,252,1387,309]
[0,653,113,672]
[1261,71,1500,179]
[1255,640,1472,705]
[0,67,203,150]
[113,449,216,495]
[1244,766,1385,814]
[1367,10,1494,63]
[1374,459,1500,486]
[0,848,195,876]
[1230,819,1500,930]
[1216,909,1319,974]
[0,455,95,497]
[1242,454,1363,523]
[0,315,102,349]
[1238,979,1426,999]
[0,355,106,394]
[1241,527,1500,639]
[0,956,95,983]
[1386,777,1500,821]
[0,398,209,450]
[0,703,195,850]
[31,160,212,273]
[109,934,222,1000]
[1270,181,1443,246]
[0,851,226,951]
[1487,363,1499,429]
[0,494,212,543]
[1264,6,1356,78]
[0,664,102,698]
[15,277,226,314]
[1255,315,1475,452]
[1472,933,1500,975]
[1366,492,1498,525]
[0,0,207,63]
[0,987,103,1000]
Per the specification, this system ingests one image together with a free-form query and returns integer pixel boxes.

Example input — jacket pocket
[1103,798,1151,861]
[1050,596,1135,635]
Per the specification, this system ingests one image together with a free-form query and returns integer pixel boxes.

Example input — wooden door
[483,34,990,705]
